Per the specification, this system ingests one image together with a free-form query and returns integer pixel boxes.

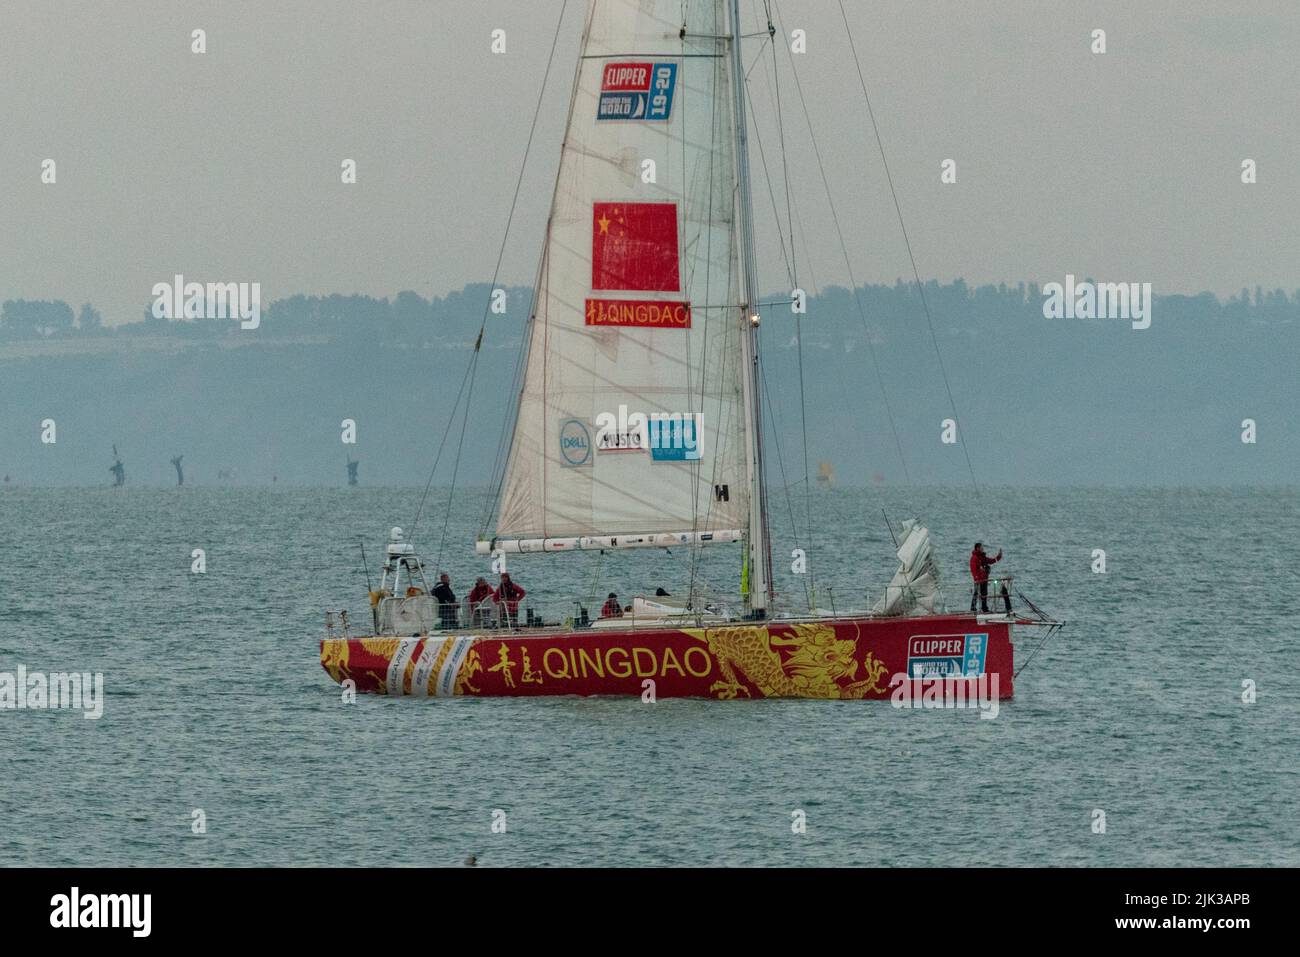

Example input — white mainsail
[492,0,752,550]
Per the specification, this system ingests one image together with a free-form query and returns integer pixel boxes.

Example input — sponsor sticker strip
[385,638,421,695]
[409,638,446,697]
[436,637,476,697]
[585,297,691,328]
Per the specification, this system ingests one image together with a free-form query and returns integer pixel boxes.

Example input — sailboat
[109,445,125,487]
[319,0,1060,701]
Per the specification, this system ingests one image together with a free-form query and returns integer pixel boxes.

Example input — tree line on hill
[3,279,1297,344]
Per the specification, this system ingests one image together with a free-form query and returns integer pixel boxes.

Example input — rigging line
[790,179,818,295]
[1014,623,1062,679]
[786,168,873,511]
[764,34,837,468]
[743,0,812,608]
[794,307,815,608]
[692,46,732,563]
[757,307,811,612]
[764,0,797,290]
[762,0,813,607]
[690,246,740,601]
[772,2,911,487]
[742,18,771,81]
[477,285,531,537]
[683,12,701,542]
[580,52,723,59]
[736,5,776,605]
[779,95,821,303]
[585,550,604,613]
[689,23,728,601]
[836,0,980,497]
[434,344,483,572]
[408,350,477,543]
[762,382,809,614]
[741,57,794,291]
[475,0,580,538]
[780,123,872,558]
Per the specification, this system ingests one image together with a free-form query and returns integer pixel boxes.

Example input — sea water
[0,485,1296,866]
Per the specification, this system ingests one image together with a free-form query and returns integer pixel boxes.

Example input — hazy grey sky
[3,0,1297,324]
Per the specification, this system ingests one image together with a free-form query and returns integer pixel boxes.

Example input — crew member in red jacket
[969,542,1010,614]
[467,577,495,626]
[600,592,624,619]
[494,572,526,629]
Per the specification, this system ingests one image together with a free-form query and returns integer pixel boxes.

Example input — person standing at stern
[969,542,1010,614]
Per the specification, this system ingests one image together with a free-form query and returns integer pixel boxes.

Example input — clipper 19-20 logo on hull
[906,634,989,678]
[597,61,678,121]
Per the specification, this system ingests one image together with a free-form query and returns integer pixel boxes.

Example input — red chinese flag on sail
[591,202,680,292]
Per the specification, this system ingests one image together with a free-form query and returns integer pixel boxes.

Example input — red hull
[319,614,1013,701]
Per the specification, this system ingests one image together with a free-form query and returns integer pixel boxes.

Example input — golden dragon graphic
[685,623,889,700]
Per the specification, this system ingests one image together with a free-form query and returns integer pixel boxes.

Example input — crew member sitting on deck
[600,593,623,619]
[495,573,526,629]
[969,542,1011,614]
[467,577,495,626]
[432,573,457,628]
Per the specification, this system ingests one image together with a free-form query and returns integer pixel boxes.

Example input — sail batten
[493,0,751,545]
[476,528,743,555]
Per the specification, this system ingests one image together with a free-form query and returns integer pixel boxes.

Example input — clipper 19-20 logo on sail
[596,61,678,121]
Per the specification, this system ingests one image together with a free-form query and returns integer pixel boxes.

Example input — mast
[727,0,772,617]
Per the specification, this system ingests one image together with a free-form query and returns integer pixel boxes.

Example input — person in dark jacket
[969,542,1010,614]
[432,573,457,628]
[600,593,623,619]
[494,573,526,629]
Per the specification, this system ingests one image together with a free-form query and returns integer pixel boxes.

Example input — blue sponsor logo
[597,62,678,122]
[559,419,591,467]
[963,633,988,676]
[907,633,988,678]
[648,415,701,461]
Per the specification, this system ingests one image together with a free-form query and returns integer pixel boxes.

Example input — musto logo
[592,405,704,462]
[558,419,591,467]
[597,61,678,121]
[906,633,988,678]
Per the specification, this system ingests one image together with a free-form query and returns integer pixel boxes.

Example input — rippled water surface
[1,486,1296,866]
